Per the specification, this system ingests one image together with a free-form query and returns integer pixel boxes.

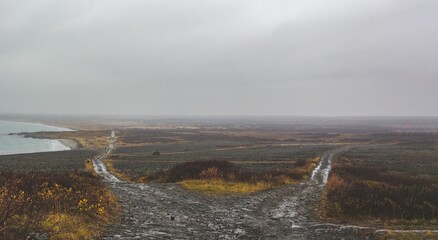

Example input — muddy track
[92,132,429,239]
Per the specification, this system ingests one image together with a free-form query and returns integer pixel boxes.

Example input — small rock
[31,232,48,240]
[234,228,246,235]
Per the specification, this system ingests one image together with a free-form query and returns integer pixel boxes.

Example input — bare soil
[96,139,378,239]
[95,131,438,239]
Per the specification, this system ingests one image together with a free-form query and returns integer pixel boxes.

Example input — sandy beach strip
[59,139,80,150]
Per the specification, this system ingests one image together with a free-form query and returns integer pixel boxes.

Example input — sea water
[0,120,72,155]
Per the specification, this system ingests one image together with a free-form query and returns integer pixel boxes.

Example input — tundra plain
[1,117,438,239]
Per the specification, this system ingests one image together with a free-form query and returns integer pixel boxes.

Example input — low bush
[179,179,275,194]
[0,171,118,239]
[325,165,438,221]
[141,158,320,193]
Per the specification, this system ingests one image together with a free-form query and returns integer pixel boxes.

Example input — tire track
[92,133,433,239]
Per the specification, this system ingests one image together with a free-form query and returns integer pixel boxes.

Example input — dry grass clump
[104,158,132,181]
[180,179,274,194]
[84,158,96,175]
[141,158,319,194]
[324,165,438,221]
[377,231,438,240]
[0,171,118,239]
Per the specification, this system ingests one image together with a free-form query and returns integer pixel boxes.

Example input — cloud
[0,0,437,116]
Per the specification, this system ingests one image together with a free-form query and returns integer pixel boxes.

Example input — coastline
[0,119,73,131]
[0,120,77,155]
[58,139,80,150]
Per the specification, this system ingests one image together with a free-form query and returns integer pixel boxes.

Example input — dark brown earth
[94,132,437,239]
[94,137,378,239]
[0,149,95,172]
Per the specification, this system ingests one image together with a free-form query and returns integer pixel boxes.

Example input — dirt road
[92,132,386,239]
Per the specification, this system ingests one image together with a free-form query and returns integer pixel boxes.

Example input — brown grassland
[0,171,118,240]
[141,157,319,194]
[107,126,438,231]
[0,149,118,239]
[107,128,333,194]
[3,118,438,239]
[321,141,438,229]
[324,164,438,221]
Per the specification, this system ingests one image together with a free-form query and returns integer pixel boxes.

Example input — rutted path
[92,132,434,239]
[93,131,120,183]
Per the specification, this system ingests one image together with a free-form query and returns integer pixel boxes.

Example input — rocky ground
[93,133,418,239]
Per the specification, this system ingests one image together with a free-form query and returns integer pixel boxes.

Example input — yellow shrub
[179,179,274,194]
[43,214,99,240]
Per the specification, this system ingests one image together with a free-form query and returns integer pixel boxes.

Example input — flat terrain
[2,116,438,239]
[100,146,381,239]
[0,146,111,239]
[337,143,438,177]
[0,149,95,172]
[322,134,438,232]
[110,141,336,178]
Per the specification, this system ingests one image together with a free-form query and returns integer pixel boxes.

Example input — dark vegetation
[109,132,335,179]
[335,144,438,178]
[324,144,438,225]
[141,158,318,184]
[0,149,116,239]
[0,150,95,172]
[325,165,438,220]
[110,125,438,180]
[105,128,339,192]
[115,128,268,145]
[7,118,438,230]
[115,127,379,146]
[0,171,118,239]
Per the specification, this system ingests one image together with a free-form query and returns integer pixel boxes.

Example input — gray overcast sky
[0,0,437,116]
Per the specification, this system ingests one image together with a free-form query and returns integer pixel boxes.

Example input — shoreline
[58,139,80,150]
[0,119,73,132]
[0,117,89,131]
[0,120,78,155]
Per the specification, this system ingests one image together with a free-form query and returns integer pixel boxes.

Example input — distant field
[323,141,438,227]
[107,125,438,226]
[115,127,369,146]
[109,127,435,180]
[109,128,338,178]
[2,116,438,236]
[0,150,96,172]
[337,144,438,177]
